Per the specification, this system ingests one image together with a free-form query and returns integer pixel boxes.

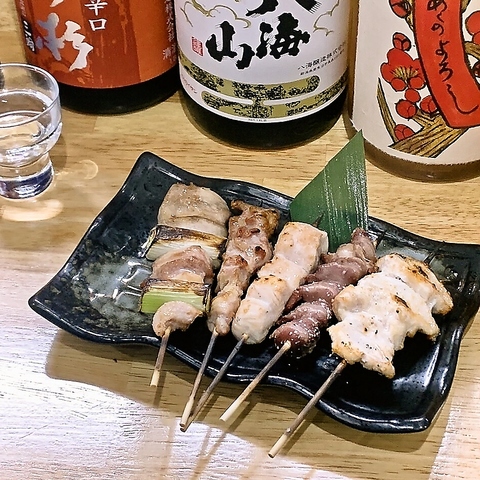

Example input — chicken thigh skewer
[268,253,453,458]
[142,183,231,387]
[180,200,279,428]
[218,222,329,423]
[208,200,280,336]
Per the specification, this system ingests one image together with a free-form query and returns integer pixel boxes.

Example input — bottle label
[352,0,480,165]
[175,1,349,123]
[15,0,177,89]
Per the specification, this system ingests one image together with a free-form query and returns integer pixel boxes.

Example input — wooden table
[1,2,480,479]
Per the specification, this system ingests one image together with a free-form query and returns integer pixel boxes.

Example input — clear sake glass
[0,63,62,199]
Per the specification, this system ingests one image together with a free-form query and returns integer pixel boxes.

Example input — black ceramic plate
[29,152,480,433]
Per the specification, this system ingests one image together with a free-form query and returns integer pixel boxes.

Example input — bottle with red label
[349,1,480,181]
[14,0,178,114]
[174,1,350,149]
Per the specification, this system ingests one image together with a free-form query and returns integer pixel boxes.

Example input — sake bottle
[14,0,179,114]
[174,1,350,149]
[349,1,480,181]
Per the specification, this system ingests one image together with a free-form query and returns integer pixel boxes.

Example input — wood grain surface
[1,1,479,479]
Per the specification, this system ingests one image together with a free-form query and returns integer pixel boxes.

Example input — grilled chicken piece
[329,270,445,378]
[333,273,440,339]
[152,301,203,337]
[285,280,343,310]
[271,300,331,358]
[207,284,243,336]
[257,222,329,292]
[257,254,310,292]
[151,245,214,284]
[305,228,377,286]
[305,257,371,287]
[376,253,453,315]
[328,312,398,378]
[207,200,279,335]
[350,227,377,262]
[272,222,329,275]
[158,183,231,238]
[233,276,292,345]
[231,222,328,345]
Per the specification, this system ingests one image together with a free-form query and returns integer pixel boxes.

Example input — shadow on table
[44,329,446,480]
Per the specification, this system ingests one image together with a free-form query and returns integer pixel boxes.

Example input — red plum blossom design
[377,0,480,157]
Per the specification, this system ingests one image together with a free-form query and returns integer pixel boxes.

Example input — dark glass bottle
[182,89,345,150]
[57,68,179,115]
[15,0,178,114]
[175,2,350,149]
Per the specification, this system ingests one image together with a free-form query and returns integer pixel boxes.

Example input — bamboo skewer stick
[180,329,219,427]
[220,340,292,423]
[268,359,348,458]
[180,333,248,432]
[150,327,172,387]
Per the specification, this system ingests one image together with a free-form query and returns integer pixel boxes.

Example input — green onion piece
[289,131,368,251]
[140,279,211,314]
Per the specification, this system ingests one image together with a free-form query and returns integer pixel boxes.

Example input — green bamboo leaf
[289,131,368,252]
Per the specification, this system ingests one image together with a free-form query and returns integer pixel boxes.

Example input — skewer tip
[268,433,289,458]
[219,397,242,423]
[150,369,161,387]
[180,397,195,428]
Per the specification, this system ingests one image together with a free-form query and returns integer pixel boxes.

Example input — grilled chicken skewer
[147,245,214,386]
[218,229,376,423]
[271,228,377,358]
[181,201,279,428]
[142,183,230,387]
[219,222,328,423]
[269,253,453,457]
[328,253,453,377]
[230,222,328,344]
[207,200,280,336]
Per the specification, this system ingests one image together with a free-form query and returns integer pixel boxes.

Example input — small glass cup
[0,63,62,199]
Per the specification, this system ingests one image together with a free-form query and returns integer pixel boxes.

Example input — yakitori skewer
[216,221,328,421]
[141,183,231,387]
[219,228,377,422]
[180,201,279,428]
[268,253,453,457]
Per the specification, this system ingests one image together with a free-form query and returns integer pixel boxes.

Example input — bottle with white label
[14,0,178,114]
[349,1,480,181]
[175,1,350,149]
